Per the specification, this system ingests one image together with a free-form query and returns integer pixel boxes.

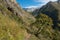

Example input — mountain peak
[57,0,60,3]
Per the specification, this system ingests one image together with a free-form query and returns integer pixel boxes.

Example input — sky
[16,0,57,8]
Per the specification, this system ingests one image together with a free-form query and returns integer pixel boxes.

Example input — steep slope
[0,0,36,40]
[1,0,36,25]
[26,13,60,40]
[0,4,26,40]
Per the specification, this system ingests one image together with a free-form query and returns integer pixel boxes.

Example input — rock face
[1,0,36,25]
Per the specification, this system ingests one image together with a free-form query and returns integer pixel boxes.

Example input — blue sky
[16,0,57,8]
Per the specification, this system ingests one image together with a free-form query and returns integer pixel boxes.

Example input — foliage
[26,13,54,40]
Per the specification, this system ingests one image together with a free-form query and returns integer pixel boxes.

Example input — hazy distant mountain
[23,7,38,13]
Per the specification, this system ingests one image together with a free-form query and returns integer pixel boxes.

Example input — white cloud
[24,6,39,8]
[34,0,57,5]
[33,0,57,8]
[34,0,57,3]
[24,0,57,8]
[24,4,46,8]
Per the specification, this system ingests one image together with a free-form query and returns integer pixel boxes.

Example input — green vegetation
[0,3,26,40]
[0,0,60,40]
[26,13,60,40]
[0,12,25,40]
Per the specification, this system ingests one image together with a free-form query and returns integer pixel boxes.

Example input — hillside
[0,3,25,40]
[26,13,60,40]
[1,0,36,25]
[33,1,60,29]
[0,0,36,40]
[29,0,60,40]
[0,0,60,40]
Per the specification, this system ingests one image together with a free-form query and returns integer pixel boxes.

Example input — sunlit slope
[0,11,26,40]
[1,0,36,25]
[0,1,26,40]
[0,12,25,40]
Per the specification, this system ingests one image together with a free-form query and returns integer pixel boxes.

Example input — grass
[0,3,27,40]
[0,11,26,40]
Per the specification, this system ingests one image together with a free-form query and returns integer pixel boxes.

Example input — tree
[26,13,54,40]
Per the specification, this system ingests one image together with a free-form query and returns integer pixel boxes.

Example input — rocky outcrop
[0,0,36,25]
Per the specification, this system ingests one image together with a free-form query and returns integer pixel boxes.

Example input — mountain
[27,0,60,40]
[33,1,60,28]
[0,0,60,40]
[2,0,36,25]
[23,8,38,13]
